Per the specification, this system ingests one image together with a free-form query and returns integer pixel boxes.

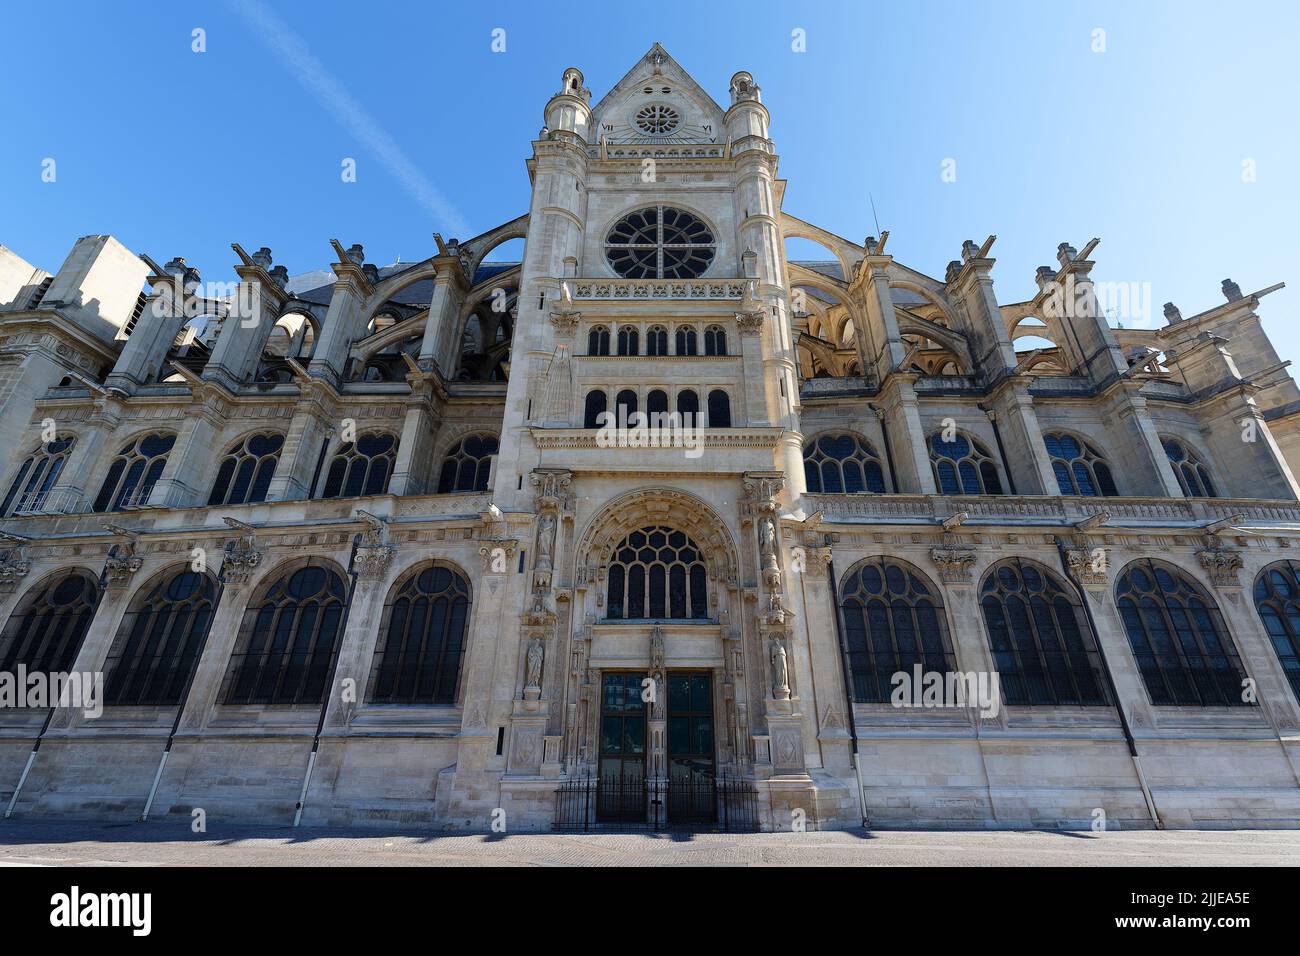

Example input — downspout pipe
[141,573,227,821]
[1054,538,1163,829]
[293,554,361,827]
[826,556,870,828]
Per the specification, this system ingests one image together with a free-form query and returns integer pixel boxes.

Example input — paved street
[0,820,1296,866]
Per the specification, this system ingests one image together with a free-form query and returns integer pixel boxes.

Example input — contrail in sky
[228,0,468,235]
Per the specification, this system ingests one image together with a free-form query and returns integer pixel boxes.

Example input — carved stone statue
[536,513,556,571]
[759,516,778,569]
[770,637,790,700]
[525,637,544,691]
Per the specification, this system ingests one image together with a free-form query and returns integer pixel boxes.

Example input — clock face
[635,103,680,135]
[599,94,716,145]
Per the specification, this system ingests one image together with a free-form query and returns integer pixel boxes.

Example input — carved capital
[0,546,32,594]
[354,545,395,581]
[741,471,784,517]
[102,543,144,589]
[479,538,519,573]
[530,468,573,514]
[1064,546,1109,591]
[735,309,763,334]
[221,517,262,586]
[929,546,976,584]
[353,510,395,581]
[548,309,580,335]
[1197,546,1243,588]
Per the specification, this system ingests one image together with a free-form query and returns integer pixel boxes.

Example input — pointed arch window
[0,571,100,678]
[707,390,731,428]
[436,433,497,493]
[223,562,348,705]
[369,564,471,705]
[928,432,1003,496]
[803,433,886,494]
[704,325,727,356]
[103,569,217,706]
[617,326,639,356]
[1115,559,1247,706]
[1251,561,1300,703]
[588,325,610,356]
[209,433,283,506]
[93,433,175,512]
[676,326,698,356]
[838,558,956,703]
[321,432,397,498]
[606,526,708,620]
[1162,437,1218,498]
[646,325,668,356]
[2,436,74,516]
[584,390,607,429]
[1043,432,1117,497]
[979,559,1108,705]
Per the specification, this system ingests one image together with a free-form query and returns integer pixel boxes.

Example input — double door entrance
[598,671,714,825]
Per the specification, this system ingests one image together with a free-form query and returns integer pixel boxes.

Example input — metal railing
[552,770,759,833]
[11,487,90,515]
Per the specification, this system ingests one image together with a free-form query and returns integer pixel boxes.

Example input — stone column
[879,379,936,493]
[320,516,395,731]
[44,399,123,513]
[264,380,340,502]
[307,243,373,385]
[417,258,471,375]
[105,259,196,392]
[45,539,146,733]
[985,385,1057,495]
[387,370,441,496]
[174,523,266,733]
[201,246,290,393]
[793,543,853,774]
[148,393,226,508]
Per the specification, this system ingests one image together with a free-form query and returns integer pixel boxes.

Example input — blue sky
[2,1,1297,353]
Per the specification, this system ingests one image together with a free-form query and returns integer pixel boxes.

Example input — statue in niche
[536,513,556,571]
[525,636,544,691]
[759,516,778,570]
[769,636,791,700]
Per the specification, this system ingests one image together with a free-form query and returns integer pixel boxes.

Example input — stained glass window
[1115,559,1247,706]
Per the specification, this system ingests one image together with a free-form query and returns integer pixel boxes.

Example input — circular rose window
[606,206,715,279]
[634,103,680,135]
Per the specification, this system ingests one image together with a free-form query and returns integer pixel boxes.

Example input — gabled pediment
[590,42,725,145]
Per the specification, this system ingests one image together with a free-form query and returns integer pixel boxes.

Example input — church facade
[2,44,1300,832]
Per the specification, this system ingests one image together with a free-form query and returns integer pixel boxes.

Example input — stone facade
[1,44,1299,832]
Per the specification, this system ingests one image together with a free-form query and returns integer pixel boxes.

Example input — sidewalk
[1,820,1297,866]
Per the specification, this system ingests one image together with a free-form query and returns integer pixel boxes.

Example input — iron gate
[552,771,758,832]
